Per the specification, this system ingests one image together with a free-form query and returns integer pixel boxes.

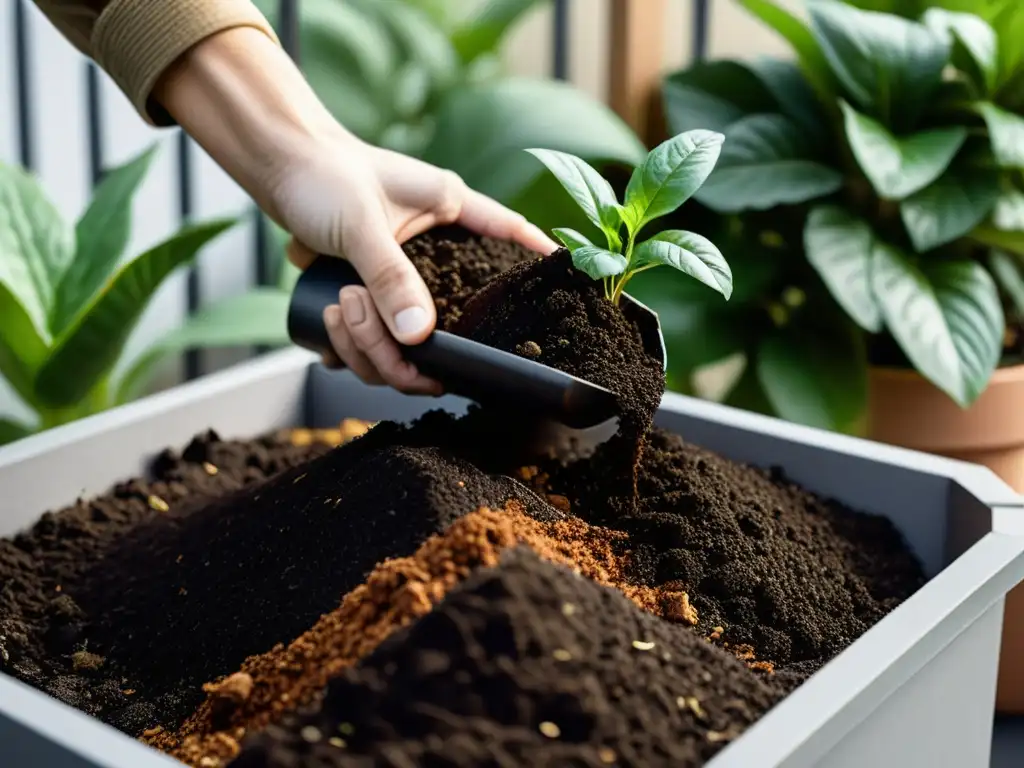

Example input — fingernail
[526,223,558,253]
[340,290,366,326]
[324,305,343,329]
[394,306,430,337]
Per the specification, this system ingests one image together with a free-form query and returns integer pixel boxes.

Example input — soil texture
[152,505,702,766]
[535,427,926,673]
[403,224,537,330]
[232,548,784,768]
[0,429,338,730]
[453,248,666,492]
[0,226,928,768]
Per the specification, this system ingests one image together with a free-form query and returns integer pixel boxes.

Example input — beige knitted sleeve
[31,0,281,126]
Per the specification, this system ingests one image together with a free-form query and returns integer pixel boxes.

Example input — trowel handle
[286,255,444,372]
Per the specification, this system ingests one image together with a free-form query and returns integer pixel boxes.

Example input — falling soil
[402,224,538,329]
[152,505,704,767]
[535,427,926,673]
[231,548,785,768]
[452,248,666,494]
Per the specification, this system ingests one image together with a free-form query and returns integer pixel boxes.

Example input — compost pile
[0,225,926,768]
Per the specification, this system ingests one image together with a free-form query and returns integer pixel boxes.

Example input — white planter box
[2,348,1023,768]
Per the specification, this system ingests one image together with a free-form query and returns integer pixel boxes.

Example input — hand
[271,131,558,395]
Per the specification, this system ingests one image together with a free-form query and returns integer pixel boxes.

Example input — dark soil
[0,226,927,768]
[453,248,666,493]
[536,427,926,674]
[232,548,785,768]
[403,224,537,330]
[0,430,332,730]
[65,418,558,734]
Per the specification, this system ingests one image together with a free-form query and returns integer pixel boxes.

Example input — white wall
[0,0,802,423]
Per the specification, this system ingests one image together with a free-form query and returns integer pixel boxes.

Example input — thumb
[342,214,437,345]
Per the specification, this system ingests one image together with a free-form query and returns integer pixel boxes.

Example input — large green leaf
[0,161,74,335]
[870,244,1003,405]
[661,61,776,134]
[989,250,1024,315]
[0,283,48,405]
[922,8,997,94]
[115,288,291,404]
[974,103,1024,168]
[840,101,966,199]
[421,77,645,203]
[34,219,237,407]
[696,114,843,212]
[744,57,829,141]
[632,230,733,300]
[756,312,867,432]
[298,0,397,141]
[571,246,627,281]
[807,0,949,128]
[450,0,547,64]
[357,0,459,92]
[0,416,33,447]
[900,168,1000,252]
[50,144,158,336]
[622,130,725,232]
[737,0,838,103]
[803,205,882,332]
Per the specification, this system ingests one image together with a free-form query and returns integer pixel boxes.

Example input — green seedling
[525,129,733,305]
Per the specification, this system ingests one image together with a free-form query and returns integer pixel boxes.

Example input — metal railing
[7,0,710,382]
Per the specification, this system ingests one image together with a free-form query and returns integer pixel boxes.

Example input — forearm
[32,0,280,127]
[152,26,357,222]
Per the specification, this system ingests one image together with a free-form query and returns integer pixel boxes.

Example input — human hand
[270,131,558,395]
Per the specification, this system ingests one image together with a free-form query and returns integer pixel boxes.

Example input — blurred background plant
[0,145,237,445]
[626,0,1024,434]
[128,0,647,379]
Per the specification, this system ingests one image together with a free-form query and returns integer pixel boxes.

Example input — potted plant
[642,0,1024,710]
[0,145,238,446]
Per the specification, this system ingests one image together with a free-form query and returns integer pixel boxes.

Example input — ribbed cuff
[92,0,281,126]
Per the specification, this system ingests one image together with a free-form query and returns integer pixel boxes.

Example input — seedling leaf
[632,230,733,300]
[623,130,725,233]
[526,148,623,249]
[552,227,595,251]
[570,246,627,281]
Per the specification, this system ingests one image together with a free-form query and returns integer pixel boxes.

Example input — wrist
[154,27,357,215]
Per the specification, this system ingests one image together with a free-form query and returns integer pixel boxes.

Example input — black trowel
[287,255,666,430]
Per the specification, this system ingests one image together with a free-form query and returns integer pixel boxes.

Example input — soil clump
[0,429,336,734]
[232,548,784,768]
[153,505,703,766]
[67,417,557,735]
[536,428,926,674]
[403,224,537,329]
[453,249,666,493]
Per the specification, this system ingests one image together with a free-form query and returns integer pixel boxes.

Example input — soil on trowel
[0,429,337,733]
[231,548,785,768]
[152,505,705,766]
[403,224,539,329]
[534,427,927,676]
[452,248,666,493]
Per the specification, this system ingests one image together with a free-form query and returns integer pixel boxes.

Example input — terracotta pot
[868,364,1024,713]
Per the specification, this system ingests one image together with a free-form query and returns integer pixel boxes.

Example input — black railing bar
[13,0,34,170]
[692,0,710,63]
[85,63,104,187]
[552,0,569,81]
